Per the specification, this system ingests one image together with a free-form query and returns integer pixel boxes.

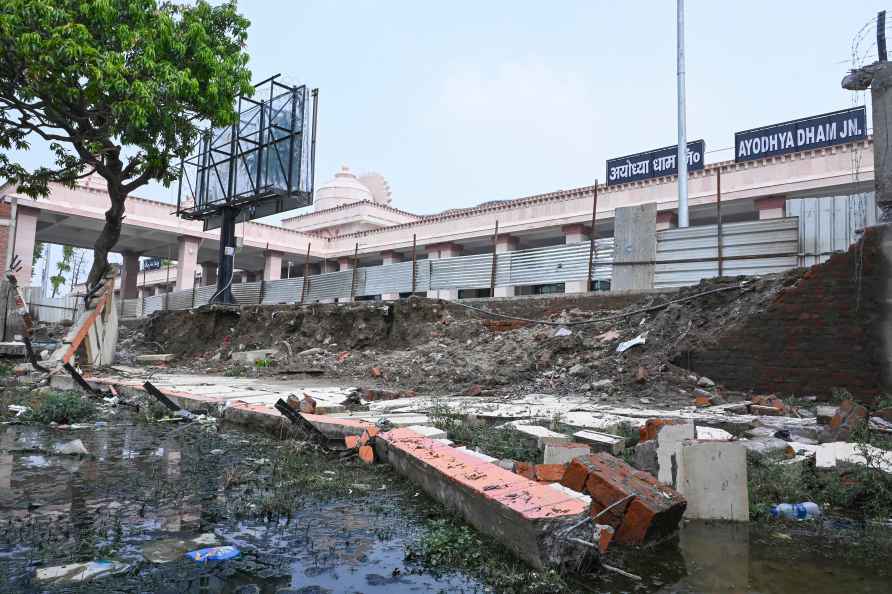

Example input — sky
[10,0,888,224]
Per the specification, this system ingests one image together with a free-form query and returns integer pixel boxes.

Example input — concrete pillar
[200,262,217,287]
[263,251,283,282]
[338,256,353,271]
[175,236,200,292]
[871,63,892,219]
[426,243,462,300]
[11,206,38,286]
[381,251,401,300]
[656,211,678,231]
[755,197,785,220]
[563,224,590,293]
[120,251,141,299]
[494,236,519,297]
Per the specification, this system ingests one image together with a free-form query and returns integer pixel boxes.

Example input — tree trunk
[86,182,127,290]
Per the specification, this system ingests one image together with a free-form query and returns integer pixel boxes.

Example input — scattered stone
[696,376,715,388]
[820,399,868,443]
[230,349,277,365]
[592,379,613,388]
[635,366,648,384]
[370,367,383,378]
[569,363,589,377]
[463,384,483,397]
[53,439,89,456]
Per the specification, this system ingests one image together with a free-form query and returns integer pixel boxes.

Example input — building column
[381,251,401,300]
[174,236,200,292]
[656,211,678,231]
[338,256,352,271]
[426,243,462,300]
[200,262,217,287]
[120,251,141,299]
[11,206,38,286]
[755,196,785,220]
[562,224,590,293]
[263,251,283,282]
[494,236,518,297]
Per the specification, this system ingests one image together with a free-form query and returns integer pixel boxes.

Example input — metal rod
[255,98,266,195]
[600,563,642,581]
[310,88,319,194]
[586,181,599,291]
[286,87,298,196]
[411,234,417,294]
[300,243,311,304]
[716,167,723,277]
[350,243,359,301]
[592,493,636,521]
[489,220,499,296]
[676,0,689,227]
[880,11,888,62]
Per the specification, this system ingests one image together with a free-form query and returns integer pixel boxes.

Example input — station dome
[314,165,374,211]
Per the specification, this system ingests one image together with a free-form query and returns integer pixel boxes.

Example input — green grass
[223,365,247,377]
[748,423,892,522]
[406,515,568,593]
[23,390,96,424]
[428,400,540,462]
[254,358,273,368]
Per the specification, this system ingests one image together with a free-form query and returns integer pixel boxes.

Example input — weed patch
[23,390,96,424]
[428,400,539,462]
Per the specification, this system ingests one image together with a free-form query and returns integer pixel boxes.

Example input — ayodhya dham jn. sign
[734,107,866,162]
[606,140,705,186]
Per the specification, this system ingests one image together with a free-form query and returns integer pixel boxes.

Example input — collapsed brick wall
[684,224,891,402]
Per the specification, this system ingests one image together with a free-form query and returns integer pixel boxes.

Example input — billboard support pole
[677,0,689,228]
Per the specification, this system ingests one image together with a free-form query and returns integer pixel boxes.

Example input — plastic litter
[553,327,572,337]
[770,502,822,520]
[8,405,29,417]
[185,545,240,562]
[616,332,648,353]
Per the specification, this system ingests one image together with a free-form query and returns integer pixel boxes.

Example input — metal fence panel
[262,278,304,304]
[362,261,430,295]
[121,298,139,319]
[430,254,504,290]
[143,294,165,315]
[167,290,193,311]
[232,281,263,305]
[27,292,78,323]
[507,240,614,286]
[788,192,878,267]
[305,269,354,301]
[193,285,216,307]
[654,218,799,288]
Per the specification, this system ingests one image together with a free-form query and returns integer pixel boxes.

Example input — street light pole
[677,0,689,227]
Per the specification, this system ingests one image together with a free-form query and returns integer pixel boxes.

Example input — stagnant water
[0,415,890,593]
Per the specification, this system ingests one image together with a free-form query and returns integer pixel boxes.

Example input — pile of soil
[120,273,803,407]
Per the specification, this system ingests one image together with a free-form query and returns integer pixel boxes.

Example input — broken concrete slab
[405,425,447,440]
[695,426,734,441]
[820,399,868,443]
[573,430,625,455]
[36,560,130,584]
[135,354,176,364]
[374,427,595,570]
[230,349,278,365]
[679,441,749,521]
[740,437,789,459]
[816,405,838,425]
[505,423,571,450]
[542,440,590,465]
[788,441,892,473]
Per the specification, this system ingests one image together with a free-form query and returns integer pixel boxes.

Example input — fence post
[350,242,359,301]
[489,220,499,296]
[716,168,724,277]
[411,234,417,294]
[587,181,599,291]
[300,243,311,304]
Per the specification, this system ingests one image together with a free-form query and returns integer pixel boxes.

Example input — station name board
[606,140,705,186]
[734,107,866,162]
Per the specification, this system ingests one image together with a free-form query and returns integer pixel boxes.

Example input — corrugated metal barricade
[506,240,614,287]
[143,294,166,315]
[261,277,305,304]
[166,290,194,311]
[788,192,879,267]
[231,281,263,305]
[430,254,508,290]
[121,298,141,319]
[193,285,216,308]
[654,218,799,289]
[361,260,430,296]
[27,290,79,323]
[305,269,355,302]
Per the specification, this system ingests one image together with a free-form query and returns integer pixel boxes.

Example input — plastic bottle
[769,502,822,520]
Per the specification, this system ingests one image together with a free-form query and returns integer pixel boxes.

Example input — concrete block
[375,427,595,570]
[695,426,734,441]
[547,482,592,506]
[679,441,749,521]
[49,374,76,391]
[508,424,571,450]
[406,425,448,440]
[654,422,696,487]
[740,437,789,460]
[543,441,591,465]
[135,354,176,364]
[231,349,278,365]
[573,430,625,455]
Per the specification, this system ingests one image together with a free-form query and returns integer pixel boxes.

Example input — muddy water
[0,416,890,593]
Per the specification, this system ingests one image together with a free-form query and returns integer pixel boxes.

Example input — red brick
[534,463,567,483]
[514,461,536,480]
[560,459,590,492]
[577,453,686,546]
[344,435,360,449]
[358,445,375,464]
[639,418,686,443]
